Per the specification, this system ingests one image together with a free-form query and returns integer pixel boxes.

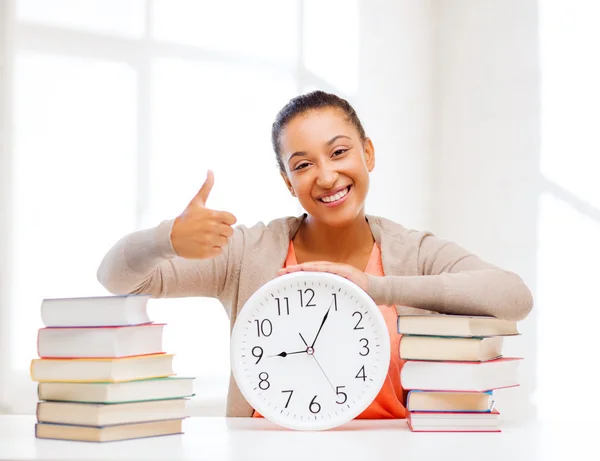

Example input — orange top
[253,241,407,419]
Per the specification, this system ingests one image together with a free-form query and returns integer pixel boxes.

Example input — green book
[38,376,195,404]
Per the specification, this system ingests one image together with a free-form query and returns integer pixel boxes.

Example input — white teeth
[321,187,349,203]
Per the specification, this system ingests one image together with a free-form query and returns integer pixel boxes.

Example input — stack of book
[397,314,522,433]
[30,295,194,442]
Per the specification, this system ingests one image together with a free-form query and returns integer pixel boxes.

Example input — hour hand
[269,350,307,358]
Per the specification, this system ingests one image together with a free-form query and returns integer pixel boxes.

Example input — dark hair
[271,90,367,174]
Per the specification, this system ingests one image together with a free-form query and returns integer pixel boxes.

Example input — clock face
[230,271,391,430]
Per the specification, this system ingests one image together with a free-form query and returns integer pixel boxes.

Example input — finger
[215,223,234,238]
[192,170,214,208]
[211,235,229,248]
[280,265,304,274]
[297,262,349,276]
[216,211,237,226]
[207,246,223,258]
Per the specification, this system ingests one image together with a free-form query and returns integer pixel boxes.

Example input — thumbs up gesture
[171,170,237,259]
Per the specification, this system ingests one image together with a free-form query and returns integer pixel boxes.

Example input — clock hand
[311,354,336,394]
[310,300,334,349]
[299,332,309,347]
[269,350,307,358]
[269,334,312,357]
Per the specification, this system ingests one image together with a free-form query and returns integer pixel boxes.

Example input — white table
[0,415,596,461]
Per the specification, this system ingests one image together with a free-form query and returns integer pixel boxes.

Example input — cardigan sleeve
[97,218,242,303]
[366,233,534,321]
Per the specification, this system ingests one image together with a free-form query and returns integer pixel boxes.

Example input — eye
[332,149,349,157]
[294,162,310,171]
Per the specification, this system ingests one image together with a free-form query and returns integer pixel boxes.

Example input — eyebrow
[288,135,352,164]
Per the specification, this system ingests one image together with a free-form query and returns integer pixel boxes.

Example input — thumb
[192,170,214,208]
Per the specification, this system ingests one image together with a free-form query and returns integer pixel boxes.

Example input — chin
[307,203,365,228]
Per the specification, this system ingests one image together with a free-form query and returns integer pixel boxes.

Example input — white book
[408,410,501,432]
[37,324,164,358]
[400,357,521,391]
[397,314,519,337]
[41,295,151,327]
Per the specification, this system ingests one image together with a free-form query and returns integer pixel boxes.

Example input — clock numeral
[355,365,367,382]
[255,319,273,337]
[336,386,347,404]
[309,395,321,414]
[275,297,290,315]
[258,372,270,390]
[359,338,370,356]
[281,390,294,408]
[352,311,364,330]
[332,293,338,311]
[251,346,263,364]
[298,288,316,307]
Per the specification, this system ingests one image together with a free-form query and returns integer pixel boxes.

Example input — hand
[278,261,369,292]
[171,170,237,259]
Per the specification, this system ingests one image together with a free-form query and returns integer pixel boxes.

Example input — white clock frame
[231,271,391,431]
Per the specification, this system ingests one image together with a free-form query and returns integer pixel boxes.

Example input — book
[397,314,519,337]
[406,390,494,412]
[35,418,184,442]
[400,357,521,391]
[407,409,501,432]
[37,398,189,426]
[30,354,174,383]
[399,335,503,362]
[37,377,195,404]
[37,324,165,358]
[41,295,151,327]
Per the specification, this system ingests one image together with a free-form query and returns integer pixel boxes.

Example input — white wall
[0,0,542,420]
[0,0,12,414]
[359,0,434,231]
[433,0,540,420]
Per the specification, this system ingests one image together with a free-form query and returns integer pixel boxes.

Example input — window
[2,0,359,414]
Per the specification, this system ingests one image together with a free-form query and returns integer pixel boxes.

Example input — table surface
[0,415,596,461]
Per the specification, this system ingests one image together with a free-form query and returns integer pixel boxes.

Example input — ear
[280,171,296,196]
[363,137,375,172]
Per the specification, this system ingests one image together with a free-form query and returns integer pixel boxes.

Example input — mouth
[317,186,352,207]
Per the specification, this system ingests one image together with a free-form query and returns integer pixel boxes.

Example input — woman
[97,91,533,419]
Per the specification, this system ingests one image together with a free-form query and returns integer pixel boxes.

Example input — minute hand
[310,306,331,349]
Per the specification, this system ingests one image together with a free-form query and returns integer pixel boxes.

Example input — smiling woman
[97,90,534,419]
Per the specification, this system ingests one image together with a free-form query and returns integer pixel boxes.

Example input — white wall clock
[231,271,391,430]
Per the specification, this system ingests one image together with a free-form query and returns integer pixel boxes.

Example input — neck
[294,211,374,261]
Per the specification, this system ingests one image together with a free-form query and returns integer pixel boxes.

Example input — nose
[316,164,339,189]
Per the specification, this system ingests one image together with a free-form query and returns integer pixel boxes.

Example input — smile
[318,186,351,206]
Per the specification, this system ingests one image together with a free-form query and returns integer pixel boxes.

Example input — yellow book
[31,354,174,383]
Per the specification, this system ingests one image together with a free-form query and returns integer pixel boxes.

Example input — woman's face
[279,107,375,227]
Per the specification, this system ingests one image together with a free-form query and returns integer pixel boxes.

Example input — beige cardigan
[97,214,533,417]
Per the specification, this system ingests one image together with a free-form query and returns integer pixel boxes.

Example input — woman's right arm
[97,170,238,299]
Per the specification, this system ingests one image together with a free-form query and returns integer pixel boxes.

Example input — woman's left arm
[366,234,534,321]
[280,234,534,321]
